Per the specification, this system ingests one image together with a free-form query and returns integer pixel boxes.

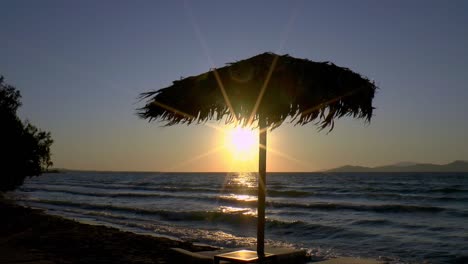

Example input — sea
[11,171,468,264]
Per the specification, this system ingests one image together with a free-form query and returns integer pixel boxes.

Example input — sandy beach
[0,197,217,264]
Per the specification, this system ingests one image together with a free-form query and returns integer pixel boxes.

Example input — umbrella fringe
[138,52,377,131]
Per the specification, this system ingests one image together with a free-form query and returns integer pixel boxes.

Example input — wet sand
[0,197,216,264]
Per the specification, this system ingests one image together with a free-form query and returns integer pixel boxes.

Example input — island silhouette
[327,160,468,173]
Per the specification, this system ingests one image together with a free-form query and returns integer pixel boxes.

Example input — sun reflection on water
[218,172,259,216]
[225,172,257,188]
[218,206,256,216]
[219,194,257,202]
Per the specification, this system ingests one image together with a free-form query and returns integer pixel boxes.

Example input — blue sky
[1,0,467,171]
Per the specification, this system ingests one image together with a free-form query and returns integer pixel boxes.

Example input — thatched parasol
[138,52,376,255]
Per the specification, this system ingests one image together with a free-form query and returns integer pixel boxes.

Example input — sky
[1,0,468,172]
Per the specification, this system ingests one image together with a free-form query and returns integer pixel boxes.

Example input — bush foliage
[0,76,53,192]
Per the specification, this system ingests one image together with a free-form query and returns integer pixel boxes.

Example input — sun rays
[149,1,322,173]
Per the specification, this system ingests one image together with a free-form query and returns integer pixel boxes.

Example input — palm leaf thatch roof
[139,52,376,130]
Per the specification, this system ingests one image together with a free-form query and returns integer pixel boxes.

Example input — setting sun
[225,127,258,162]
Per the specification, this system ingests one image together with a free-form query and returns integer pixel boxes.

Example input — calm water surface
[12,172,468,264]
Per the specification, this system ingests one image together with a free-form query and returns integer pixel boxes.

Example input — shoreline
[0,197,217,264]
[0,197,392,264]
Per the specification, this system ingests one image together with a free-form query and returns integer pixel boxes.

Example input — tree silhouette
[0,76,53,192]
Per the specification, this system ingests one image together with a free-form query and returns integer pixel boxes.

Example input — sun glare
[225,127,258,162]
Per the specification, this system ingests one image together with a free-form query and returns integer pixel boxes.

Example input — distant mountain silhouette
[327,160,468,172]
[390,161,419,167]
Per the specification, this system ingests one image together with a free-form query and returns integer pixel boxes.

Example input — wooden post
[257,120,267,256]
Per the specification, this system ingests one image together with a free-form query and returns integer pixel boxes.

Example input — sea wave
[269,201,447,214]
[18,187,458,215]
[17,172,468,264]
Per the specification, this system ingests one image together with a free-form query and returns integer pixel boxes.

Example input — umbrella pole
[257,120,267,256]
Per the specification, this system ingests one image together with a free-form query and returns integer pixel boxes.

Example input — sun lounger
[171,246,307,264]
